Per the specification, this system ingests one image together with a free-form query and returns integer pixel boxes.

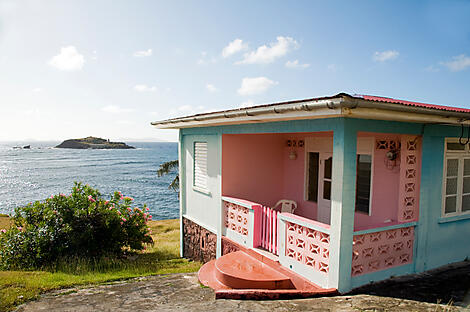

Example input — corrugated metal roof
[354,94,470,113]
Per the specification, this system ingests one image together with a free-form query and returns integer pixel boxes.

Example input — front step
[198,245,337,299]
[215,251,294,290]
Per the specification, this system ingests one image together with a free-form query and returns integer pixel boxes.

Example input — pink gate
[259,206,278,255]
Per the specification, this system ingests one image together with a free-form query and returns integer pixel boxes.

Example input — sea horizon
[0,141,179,220]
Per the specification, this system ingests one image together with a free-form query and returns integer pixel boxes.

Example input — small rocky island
[56,137,135,149]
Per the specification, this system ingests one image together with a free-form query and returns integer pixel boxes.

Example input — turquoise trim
[353,222,417,235]
[438,213,470,224]
[179,131,185,257]
[328,119,357,293]
[181,117,424,137]
[278,213,330,234]
[351,263,415,289]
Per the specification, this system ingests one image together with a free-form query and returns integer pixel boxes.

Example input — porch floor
[198,242,337,299]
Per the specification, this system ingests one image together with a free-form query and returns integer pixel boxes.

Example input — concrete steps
[198,245,337,299]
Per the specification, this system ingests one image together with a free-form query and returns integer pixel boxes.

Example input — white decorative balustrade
[278,213,331,288]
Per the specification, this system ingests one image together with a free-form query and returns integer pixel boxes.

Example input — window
[194,142,208,191]
[442,139,470,216]
[306,152,319,202]
[355,154,372,214]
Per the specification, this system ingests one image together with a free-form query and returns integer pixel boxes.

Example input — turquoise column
[328,119,357,292]
[178,130,186,258]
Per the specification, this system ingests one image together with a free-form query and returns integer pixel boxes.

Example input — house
[152,93,470,298]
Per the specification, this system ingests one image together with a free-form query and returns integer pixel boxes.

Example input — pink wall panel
[222,134,284,207]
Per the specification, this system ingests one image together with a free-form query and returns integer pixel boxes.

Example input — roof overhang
[151,93,470,129]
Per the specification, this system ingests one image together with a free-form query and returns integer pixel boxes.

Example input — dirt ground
[15,262,470,311]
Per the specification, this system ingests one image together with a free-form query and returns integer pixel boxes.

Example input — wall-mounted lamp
[289,150,297,160]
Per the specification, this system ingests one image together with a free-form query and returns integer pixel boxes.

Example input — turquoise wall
[180,118,469,291]
[416,124,470,272]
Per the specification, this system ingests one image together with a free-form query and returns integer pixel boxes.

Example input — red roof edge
[353,94,470,114]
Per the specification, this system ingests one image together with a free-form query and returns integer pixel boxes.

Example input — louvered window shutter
[194,142,208,189]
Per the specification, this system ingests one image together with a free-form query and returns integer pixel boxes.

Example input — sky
[1,1,470,142]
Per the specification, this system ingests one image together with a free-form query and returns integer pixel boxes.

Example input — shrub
[0,182,153,270]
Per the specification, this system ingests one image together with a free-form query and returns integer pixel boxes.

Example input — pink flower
[122,218,127,222]
[17,226,23,231]
[0,229,6,234]
[145,207,149,211]
[108,207,113,210]
[104,200,109,205]
[117,211,121,215]
[88,195,96,202]
[148,215,152,219]
[127,207,132,212]
[50,195,54,199]
[60,193,66,197]
[124,196,134,201]
[120,222,123,225]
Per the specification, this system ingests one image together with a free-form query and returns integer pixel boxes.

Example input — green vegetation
[157,160,179,192]
[0,217,199,312]
[1,183,153,269]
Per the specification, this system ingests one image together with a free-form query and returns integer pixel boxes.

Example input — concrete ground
[15,262,470,311]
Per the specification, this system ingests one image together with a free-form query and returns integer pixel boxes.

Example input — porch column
[328,120,357,292]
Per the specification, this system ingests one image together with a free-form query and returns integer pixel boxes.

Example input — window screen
[307,152,319,202]
[355,154,372,214]
[194,142,208,190]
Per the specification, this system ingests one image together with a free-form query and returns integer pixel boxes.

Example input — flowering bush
[0,182,153,269]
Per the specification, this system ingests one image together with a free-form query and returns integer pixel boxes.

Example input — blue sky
[1,1,469,142]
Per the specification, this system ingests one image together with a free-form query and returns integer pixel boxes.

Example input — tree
[157,160,179,193]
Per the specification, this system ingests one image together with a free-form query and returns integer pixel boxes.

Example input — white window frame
[193,141,209,194]
[302,136,374,215]
[442,138,470,217]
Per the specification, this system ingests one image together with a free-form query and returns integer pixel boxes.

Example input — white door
[317,153,332,224]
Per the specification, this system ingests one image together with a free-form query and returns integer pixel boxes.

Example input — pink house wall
[354,134,402,229]
[222,132,415,230]
[222,134,284,207]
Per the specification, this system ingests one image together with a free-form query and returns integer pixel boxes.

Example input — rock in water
[55,137,135,149]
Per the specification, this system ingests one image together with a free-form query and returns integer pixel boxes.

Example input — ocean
[0,141,179,220]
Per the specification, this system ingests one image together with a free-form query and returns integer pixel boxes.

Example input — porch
[219,130,421,291]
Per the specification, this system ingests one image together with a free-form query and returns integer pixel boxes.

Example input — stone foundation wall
[221,236,241,256]
[182,217,217,263]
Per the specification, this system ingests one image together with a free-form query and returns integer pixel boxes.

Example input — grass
[0,216,200,312]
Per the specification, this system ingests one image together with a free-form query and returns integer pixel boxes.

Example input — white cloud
[285,60,310,69]
[237,36,299,65]
[373,50,399,62]
[222,39,248,58]
[240,100,254,108]
[237,77,278,96]
[48,46,85,71]
[134,84,157,92]
[101,105,134,114]
[133,49,152,57]
[32,87,42,92]
[91,50,98,60]
[206,84,218,92]
[441,54,470,72]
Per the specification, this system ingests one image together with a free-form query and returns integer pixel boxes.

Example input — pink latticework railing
[259,206,278,255]
[352,226,414,276]
[285,222,330,274]
[398,136,421,222]
[223,200,249,236]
